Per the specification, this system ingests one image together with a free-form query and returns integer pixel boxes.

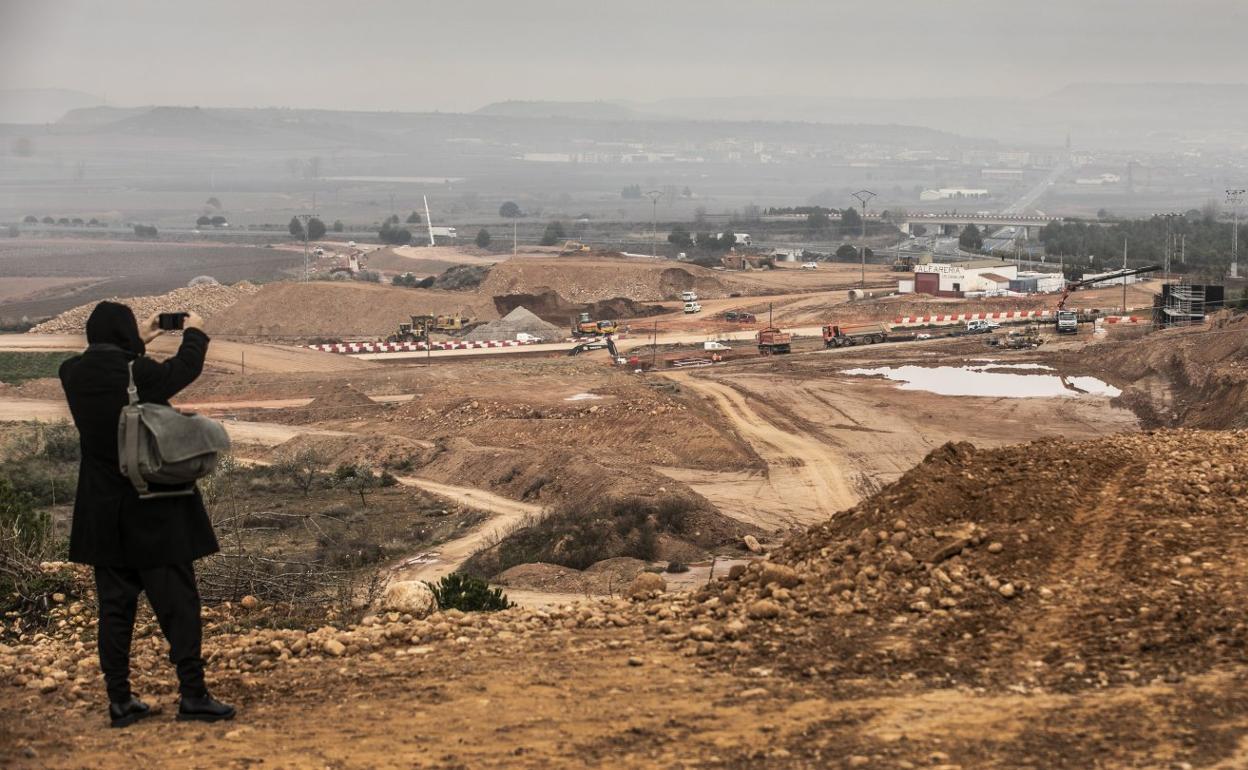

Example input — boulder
[743,535,764,554]
[380,581,437,619]
[628,572,667,599]
[758,563,801,589]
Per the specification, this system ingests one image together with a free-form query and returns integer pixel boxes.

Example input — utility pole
[852,190,876,288]
[295,213,319,281]
[645,190,663,257]
[1227,188,1244,279]
[1122,236,1128,314]
[512,220,517,256]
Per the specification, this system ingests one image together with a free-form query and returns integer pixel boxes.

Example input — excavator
[568,335,620,358]
[1053,264,1161,334]
[559,240,592,255]
[571,312,619,338]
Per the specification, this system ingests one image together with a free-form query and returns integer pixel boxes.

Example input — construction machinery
[756,327,792,355]
[559,240,592,255]
[386,317,431,343]
[823,322,890,348]
[892,253,931,272]
[571,312,619,338]
[568,335,619,358]
[1054,264,1161,334]
[724,310,757,323]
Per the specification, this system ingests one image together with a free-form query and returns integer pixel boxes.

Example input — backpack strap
[126,360,139,406]
[122,361,150,496]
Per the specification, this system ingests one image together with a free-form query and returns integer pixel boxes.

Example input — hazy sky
[2,0,1245,112]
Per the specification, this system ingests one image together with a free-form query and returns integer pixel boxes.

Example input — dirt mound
[496,557,649,595]
[29,281,261,334]
[495,562,589,593]
[1089,311,1248,429]
[462,306,563,342]
[269,432,431,470]
[492,290,665,325]
[666,429,1248,692]
[432,264,490,291]
[291,385,381,422]
[207,281,497,340]
[479,257,733,303]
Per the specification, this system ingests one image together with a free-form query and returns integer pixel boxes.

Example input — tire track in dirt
[666,372,856,529]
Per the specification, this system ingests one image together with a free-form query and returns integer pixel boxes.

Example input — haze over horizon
[3,0,1246,117]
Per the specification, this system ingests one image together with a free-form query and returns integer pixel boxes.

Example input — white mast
[423,195,435,246]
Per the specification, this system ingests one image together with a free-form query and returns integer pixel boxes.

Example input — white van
[801,261,818,270]
[680,291,698,302]
[683,301,702,314]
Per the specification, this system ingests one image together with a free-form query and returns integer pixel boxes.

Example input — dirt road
[390,476,543,583]
[0,398,352,447]
[0,334,372,373]
[663,373,857,529]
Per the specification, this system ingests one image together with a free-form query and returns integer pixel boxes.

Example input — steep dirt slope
[1088,311,1248,428]
[207,281,497,339]
[679,429,1248,692]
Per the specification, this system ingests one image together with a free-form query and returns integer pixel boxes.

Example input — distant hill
[0,88,104,124]
[476,100,639,121]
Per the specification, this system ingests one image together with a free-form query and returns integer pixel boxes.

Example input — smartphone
[158,312,189,331]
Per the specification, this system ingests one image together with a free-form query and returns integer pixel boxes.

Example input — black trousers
[93,562,206,702]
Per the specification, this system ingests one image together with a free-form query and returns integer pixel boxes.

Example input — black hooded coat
[58,302,220,567]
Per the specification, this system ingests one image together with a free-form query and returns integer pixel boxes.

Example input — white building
[919,188,991,201]
[904,260,1018,296]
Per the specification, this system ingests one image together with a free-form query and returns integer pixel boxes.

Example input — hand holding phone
[158,312,190,331]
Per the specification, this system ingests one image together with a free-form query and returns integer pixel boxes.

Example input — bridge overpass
[887,213,1064,238]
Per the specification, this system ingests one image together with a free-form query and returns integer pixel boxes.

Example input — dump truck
[756,327,792,355]
[571,312,619,338]
[823,322,890,347]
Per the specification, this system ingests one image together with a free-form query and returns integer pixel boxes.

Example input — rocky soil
[28,281,261,334]
[3,429,1246,767]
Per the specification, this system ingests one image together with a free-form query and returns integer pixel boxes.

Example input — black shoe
[176,693,236,723]
[109,697,153,729]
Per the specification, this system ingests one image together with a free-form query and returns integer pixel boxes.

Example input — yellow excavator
[559,240,591,255]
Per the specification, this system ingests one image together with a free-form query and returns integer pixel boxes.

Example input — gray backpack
[118,360,231,499]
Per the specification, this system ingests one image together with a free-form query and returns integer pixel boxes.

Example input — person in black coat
[59,301,235,727]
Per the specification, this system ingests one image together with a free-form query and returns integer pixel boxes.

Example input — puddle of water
[564,393,604,401]
[843,365,1121,398]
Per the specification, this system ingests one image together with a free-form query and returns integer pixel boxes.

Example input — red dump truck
[756,327,792,355]
[823,322,890,348]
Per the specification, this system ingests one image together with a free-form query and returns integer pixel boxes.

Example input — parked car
[680,290,698,302]
[801,261,819,270]
[683,301,702,314]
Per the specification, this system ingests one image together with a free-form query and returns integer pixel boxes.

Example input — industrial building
[900,259,1018,297]
[919,188,990,201]
[1009,271,1066,294]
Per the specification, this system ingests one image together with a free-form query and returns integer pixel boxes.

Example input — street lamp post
[851,190,876,287]
[296,212,319,281]
[645,190,663,257]
[1227,189,1244,279]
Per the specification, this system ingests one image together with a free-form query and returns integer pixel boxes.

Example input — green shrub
[428,573,511,612]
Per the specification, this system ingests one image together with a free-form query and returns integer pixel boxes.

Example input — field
[0,351,74,384]
[0,239,303,321]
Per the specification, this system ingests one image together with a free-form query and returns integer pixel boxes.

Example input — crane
[1055,264,1163,310]
[1053,263,1161,334]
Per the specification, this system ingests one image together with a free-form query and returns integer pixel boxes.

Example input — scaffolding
[1160,282,1208,328]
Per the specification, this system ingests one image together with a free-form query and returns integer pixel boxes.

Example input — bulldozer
[571,311,619,338]
[387,317,431,343]
[431,314,469,332]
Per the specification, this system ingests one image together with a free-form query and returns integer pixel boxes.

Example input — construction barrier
[307,339,543,354]
[1102,316,1148,324]
[891,310,1054,327]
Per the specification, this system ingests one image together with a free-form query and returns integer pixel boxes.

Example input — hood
[85,301,145,358]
